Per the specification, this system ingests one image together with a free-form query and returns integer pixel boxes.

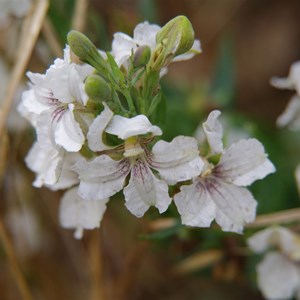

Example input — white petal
[248,226,300,259]
[271,61,300,94]
[27,71,45,86]
[173,39,202,62]
[19,89,49,125]
[105,114,162,139]
[202,110,224,154]
[248,227,281,253]
[133,22,160,48]
[174,180,216,227]
[217,138,276,186]
[73,155,130,200]
[25,141,64,187]
[206,177,257,233]
[68,66,88,105]
[46,60,74,104]
[59,187,108,239]
[276,95,300,130]
[124,160,171,217]
[256,252,300,300]
[63,45,71,63]
[270,76,294,90]
[112,32,137,66]
[87,103,114,151]
[47,153,80,191]
[151,136,203,183]
[54,104,85,152]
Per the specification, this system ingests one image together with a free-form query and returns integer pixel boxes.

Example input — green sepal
[67,30,108,78]
[85,74,111,102]
[156,15,195,57]
[106,52,126,87]
[133,45,151,67]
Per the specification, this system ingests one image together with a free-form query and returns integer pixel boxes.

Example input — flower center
[124,136,145,157]
[200,160,214,178]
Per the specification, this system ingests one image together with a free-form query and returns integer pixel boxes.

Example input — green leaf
[148,92,162,117]
[106,52,126,87]
[210,35,235,108]
[150,93,167,126]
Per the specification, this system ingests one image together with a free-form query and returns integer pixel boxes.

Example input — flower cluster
[19,16,275,239]
[272,61,300,130]
[248,227,300,299]
[272,62,300,194]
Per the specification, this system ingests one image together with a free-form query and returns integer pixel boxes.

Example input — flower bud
[85,74,111,101]
[133,45,151,67]
[156,15,195,56]
[67,30,107,76]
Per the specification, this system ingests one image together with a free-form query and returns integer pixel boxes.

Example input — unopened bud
[156,15,195,56]
[67,30,108,76]
[85,74,111,101]
[133,45,151,67]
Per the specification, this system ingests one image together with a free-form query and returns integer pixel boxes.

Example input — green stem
[123,90,136,115]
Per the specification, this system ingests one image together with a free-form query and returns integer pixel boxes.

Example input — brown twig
[0,133,9,185]
[88,231,105,300]
[173,249,224,275]
[0,218,33,300]
[72,0,89,32]
[148,207,300,233]
[0,0,49,140]
[246,207,300,228]
[42,17,63,58]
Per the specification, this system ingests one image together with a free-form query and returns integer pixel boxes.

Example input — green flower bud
[133,45,151,67]
[85,74,111,101]
[67,30,108,76]
[156,15,195,57]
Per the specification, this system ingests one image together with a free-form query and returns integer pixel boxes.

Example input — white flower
[25,112,80,189]
[112,21,201,68]
[59,186,108,239]
[74,114,203,217]
[25,113,65,187]
[19,46,94,152]
[248,227,300,299]
[174,110,276,233]
[271,61,300,130]
[276,95,300,130]
[271,61,300,95]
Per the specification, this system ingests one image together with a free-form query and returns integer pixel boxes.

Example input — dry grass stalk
[0,1,49,299]
[88,232,105,300]
[148,207,300,233]
[42,17,63,57]
[147,217,177,231]
[0,0,49,140]
[247,207,300,228]
[0,133,9,185]
[0,219,33,300]
[173,249,224,275]
[72,0,89,32]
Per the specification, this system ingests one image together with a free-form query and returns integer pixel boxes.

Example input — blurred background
[1,0,300,299]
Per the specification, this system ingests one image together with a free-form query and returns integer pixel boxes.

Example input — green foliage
[210,35,235,108]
